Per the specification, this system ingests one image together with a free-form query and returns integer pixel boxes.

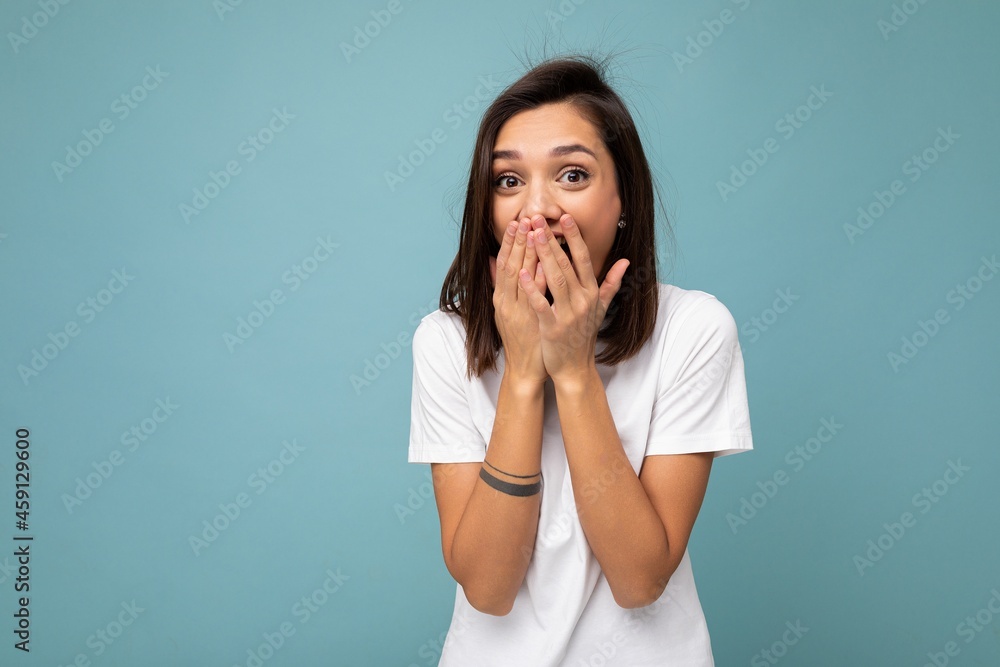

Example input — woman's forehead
[493,108,606,160]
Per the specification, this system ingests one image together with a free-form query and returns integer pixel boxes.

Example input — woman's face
[490,101,622,300]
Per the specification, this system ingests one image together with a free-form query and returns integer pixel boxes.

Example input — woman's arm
[515,218,715,608]
[554,368,713,609]
[439,373,545,616]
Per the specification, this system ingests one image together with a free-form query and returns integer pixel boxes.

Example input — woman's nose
[520,186,563,226]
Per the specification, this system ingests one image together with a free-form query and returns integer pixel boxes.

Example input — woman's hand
[490,216,550,386]
[518,213,630,386]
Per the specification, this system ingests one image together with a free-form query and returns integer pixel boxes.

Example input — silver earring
[618,214,626,229]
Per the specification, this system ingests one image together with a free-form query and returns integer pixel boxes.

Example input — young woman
[408,54,754,666]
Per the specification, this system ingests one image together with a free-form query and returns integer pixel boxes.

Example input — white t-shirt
[408,282,753,666]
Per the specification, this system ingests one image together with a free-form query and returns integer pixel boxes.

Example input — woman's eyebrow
[491,144,597,161]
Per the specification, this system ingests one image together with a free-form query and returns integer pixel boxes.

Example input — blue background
[1,0,998,665]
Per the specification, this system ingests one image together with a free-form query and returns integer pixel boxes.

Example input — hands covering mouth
[490,211,630,386]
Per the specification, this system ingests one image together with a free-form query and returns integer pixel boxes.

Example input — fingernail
[519,220,529,233]
[526,231,535,247]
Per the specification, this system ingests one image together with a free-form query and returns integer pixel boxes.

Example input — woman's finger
[494,220,517,293]
[521,218,540,295]
[518,261,556,326]
[534,251,546,294]
[598,258,631,316]
[532,223,579,306]
[558,214,596,290]
[505,218,530,305]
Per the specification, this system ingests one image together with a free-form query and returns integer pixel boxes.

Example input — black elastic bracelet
[479,467,542,497]
[484,458,541,479]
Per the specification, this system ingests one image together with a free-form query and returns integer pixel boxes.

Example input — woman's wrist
[501,370,547,397]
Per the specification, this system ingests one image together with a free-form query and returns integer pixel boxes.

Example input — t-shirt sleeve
[645,296,753,458]
[407,316,488,463]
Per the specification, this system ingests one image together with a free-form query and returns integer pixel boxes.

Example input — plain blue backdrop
[1,0,998,665]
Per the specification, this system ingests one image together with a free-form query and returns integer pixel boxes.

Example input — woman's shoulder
[416,305,463,332]
[654,282,739,339]
[412,306,468,353]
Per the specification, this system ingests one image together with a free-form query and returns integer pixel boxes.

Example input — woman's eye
[494,168,591,190]
[560,168,591,184]
[494,173,520,189]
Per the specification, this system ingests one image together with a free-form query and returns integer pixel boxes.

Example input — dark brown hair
[439,53,671,380]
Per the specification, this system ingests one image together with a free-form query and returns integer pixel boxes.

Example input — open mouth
[558,238,572,261]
